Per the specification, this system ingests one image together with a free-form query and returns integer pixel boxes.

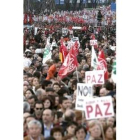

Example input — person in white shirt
[23,52,33,68]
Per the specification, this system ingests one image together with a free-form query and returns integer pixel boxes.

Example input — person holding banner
[46,57,61,80]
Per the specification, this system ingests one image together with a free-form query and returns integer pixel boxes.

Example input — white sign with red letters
[85,70,104,85]
[84,96,114,120]
[90,40,98,46]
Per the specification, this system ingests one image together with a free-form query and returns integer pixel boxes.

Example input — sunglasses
[36,108,43,110]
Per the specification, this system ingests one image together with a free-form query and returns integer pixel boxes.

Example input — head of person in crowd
[53,57,62,71]
[73,71,82,80]
[64,109,76,123]
[46,87,55,96]
[85,48,90,54]
[29,46,36,54]
[61,77,70,86]
[23,102,31,113]
[56,111,63,124]
[65,96,73,109]
[88,120,103,140]
[33,71,41,80]
[43,96,54,110]
[45,59,54,67]
[24,115,36,135]
[86,57,91,67]
[71,79,78,91]
[27,95,36,113]
[32,77,40,87]
[99,87,107,97]
[25,115,36,126]
[59,97,69,113]
[80,69,86,79]
[66,121,78,136]
[85,52,91,59]
[41,65,49,76]
[33,59,41,69]
[53,83,61,93]
[75,110,82,125]
[28,67,35,75]
[104,80,116,97]
[35,88,45,101]
[75,126,87,140]
[78,47,84,55]
[27,75,33,86]
[23,85,28,95]
[34,101,44,120]
[51,126,64,140]
[104,126,114,140]
[24,73,29,81]
[26,120,44,140]
[42,109,54,125]
[42,80,52,90]
[80,57,87,67]
[57,87,69,97]
[24,88,35,99]
[106,117,115,127]
[23,112,31,119]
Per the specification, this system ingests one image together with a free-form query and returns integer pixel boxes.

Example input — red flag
[58,47,78,79]
[72,41,79,56]
[24,14,27,24]
[59,40,68,63]
[90,34,95,40]
[29,14,33,24]
[97,49,108,80]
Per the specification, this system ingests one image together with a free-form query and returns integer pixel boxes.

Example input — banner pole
[99,122,105,140]
[76,67,79,82]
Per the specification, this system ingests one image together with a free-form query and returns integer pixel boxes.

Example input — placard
[85,70,104,85]
[75,83,93,111]
[84,96,114,120]
[62,28,68,37]
[90,40,98,46]
[72,37,79,42]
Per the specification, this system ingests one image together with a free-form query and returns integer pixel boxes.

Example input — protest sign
[62,28,68,36]
[111,2,116,12]
[60,0,64,4]
[84,96,114,120]
[72,37,79,43]
[85,70,104,85]
[72,27,82,30]
[34,27,38,35]
[77,0,80,3]
[90,40,98,46]
[76,83,93,111]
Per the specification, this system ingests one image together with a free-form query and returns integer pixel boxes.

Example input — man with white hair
[24,120,45,140]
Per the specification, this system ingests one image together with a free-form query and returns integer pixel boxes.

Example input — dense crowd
[23,7,116,140]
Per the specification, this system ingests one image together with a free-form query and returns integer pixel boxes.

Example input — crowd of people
[23,6,116,140]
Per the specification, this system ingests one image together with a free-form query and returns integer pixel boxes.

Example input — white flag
[111,60,116,83]
[42,46,52,64]
[91,47,98,69]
